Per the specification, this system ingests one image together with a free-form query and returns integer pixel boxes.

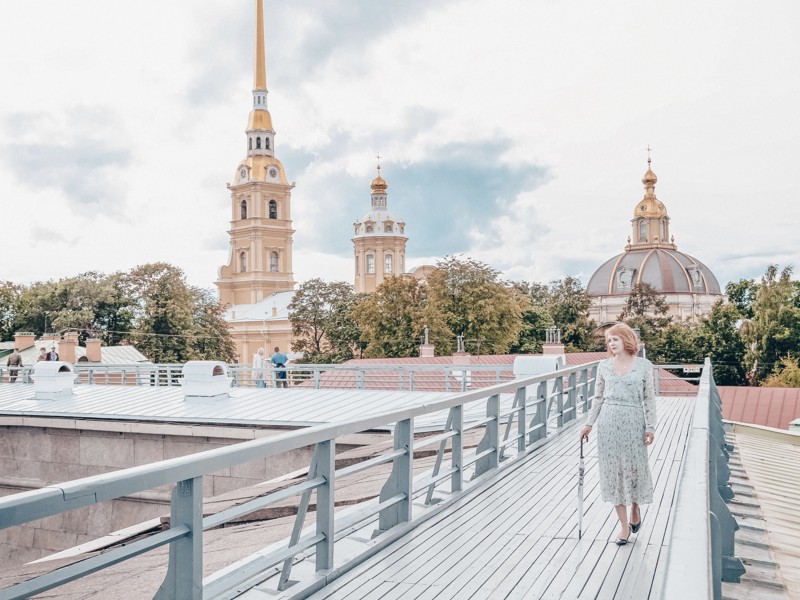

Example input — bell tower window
[639,220,647,242]
[248,138,253,150]
[366,254,375,274]
[269,200,278,219]
[385,254,393,273]
[239,252,247,273]
[240,200,248,220]
[256,137,261,149]
[270,251,279,272]
[265,137,270,150]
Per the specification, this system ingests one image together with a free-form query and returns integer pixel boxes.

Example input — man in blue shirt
[271,347,288,388]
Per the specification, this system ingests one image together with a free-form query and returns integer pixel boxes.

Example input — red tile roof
[719,386,800,430]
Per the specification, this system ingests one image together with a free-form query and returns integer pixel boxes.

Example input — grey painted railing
[662,358,746,599]
[0,362,597,600]
[1,361,696,393]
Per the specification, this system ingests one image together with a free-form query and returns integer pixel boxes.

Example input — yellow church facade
[215,0,295,362]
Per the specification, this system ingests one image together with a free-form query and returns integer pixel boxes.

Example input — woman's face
[607,334,625,356]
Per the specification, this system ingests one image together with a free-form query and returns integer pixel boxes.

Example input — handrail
[0,361,700,394]
[0,361,598,599]
[661,357,745,599]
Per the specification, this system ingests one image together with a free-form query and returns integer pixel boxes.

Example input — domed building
[587,158,724,326]
[352,164,408,293]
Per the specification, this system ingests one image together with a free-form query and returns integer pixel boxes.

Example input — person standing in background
[271,346,288,388]
[252,347,267,388]
[6,348,23,383]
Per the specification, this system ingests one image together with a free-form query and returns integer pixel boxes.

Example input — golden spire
[254,0,267,91]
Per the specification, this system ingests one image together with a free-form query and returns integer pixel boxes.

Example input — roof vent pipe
[32,361,77,400]
[181,361,232,401]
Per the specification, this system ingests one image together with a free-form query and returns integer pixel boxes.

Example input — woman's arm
[581,363,605,439]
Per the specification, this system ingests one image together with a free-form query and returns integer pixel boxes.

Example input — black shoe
[615,531,630,545]
[630,516,643,534]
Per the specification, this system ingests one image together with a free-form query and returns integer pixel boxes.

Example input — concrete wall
[0,423,317,567]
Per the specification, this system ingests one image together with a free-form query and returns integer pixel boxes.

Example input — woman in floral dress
[579,323,657,545]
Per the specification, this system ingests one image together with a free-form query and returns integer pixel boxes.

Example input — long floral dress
[586,357,657,505]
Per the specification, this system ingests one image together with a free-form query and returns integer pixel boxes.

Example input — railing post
[528,381,547,445]
[378,418,413,532]
[566,371,577,424]
[155,477,203,600]
[475,394,500,477]
[578,368,588,414]
[451,405,463,493]
[315,440,335,571]
[555,375,565,429]
[356,369,365,390]
[517,386,527,453]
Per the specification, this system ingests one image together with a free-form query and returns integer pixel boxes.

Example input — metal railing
[662,358,745,599]
[0,362,598,600]
[1,361,698,393]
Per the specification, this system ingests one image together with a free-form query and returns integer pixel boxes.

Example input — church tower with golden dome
[216,0,295,307]
[587,155,724,325]
[353,164,408,293]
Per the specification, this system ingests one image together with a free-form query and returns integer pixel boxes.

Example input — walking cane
[577,436,585,540]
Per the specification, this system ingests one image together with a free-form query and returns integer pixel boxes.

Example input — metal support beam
[154,477,203,600]
[315,440,335,572]
[475,395,500,477]
[378,418,413,532]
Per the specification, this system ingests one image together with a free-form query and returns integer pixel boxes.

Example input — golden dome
[371,165,388,193]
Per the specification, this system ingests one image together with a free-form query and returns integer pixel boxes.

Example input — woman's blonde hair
[605,323,639,356]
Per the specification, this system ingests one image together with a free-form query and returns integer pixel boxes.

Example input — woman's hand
[644,432,655,446]
[580,425,592,441]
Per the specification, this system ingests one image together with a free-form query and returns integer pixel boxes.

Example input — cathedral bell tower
[216,0,296,306]
[352,163,408,293]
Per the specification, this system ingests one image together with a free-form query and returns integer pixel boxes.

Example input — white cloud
[1,0,798,291]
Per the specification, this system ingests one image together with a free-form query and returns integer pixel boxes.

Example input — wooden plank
[307,397,695,600]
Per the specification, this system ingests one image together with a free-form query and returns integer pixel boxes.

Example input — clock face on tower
[268,167,279,180]
[239,167,247,182]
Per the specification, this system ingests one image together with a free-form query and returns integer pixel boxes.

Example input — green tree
[288,279,361,363]
[745,265,800,383]
[121,263,235,363]
[619,282,672,352]
[352,277,445,358]
[190,288,237,361]
[425,256,528,354]
[725,278,758,319]
[695,300,748,385]
[0,281,23,341]
[762,355,800,387]
[509,281,554,353]
[546,276,598,351]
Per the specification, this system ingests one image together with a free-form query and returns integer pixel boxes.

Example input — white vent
[181,361,232,401]
[32,361,77,400]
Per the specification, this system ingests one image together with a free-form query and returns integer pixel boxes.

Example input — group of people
[4,345,60,383]
[252,346,289,388]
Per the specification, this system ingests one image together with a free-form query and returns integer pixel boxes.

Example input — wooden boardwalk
[304,396,694,600]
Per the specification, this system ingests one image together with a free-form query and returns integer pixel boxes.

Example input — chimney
[542,327,566,356]
[419,325,435,357]
[452,335,471,366]
[14,332,36,351]
[59,335,77,364]
[85,338,102,362]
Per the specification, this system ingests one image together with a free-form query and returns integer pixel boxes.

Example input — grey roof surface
[0,382,461,431]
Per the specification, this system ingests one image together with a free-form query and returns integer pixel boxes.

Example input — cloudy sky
[2,0,798,293]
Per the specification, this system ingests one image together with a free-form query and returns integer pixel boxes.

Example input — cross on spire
[646,145,652,165]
